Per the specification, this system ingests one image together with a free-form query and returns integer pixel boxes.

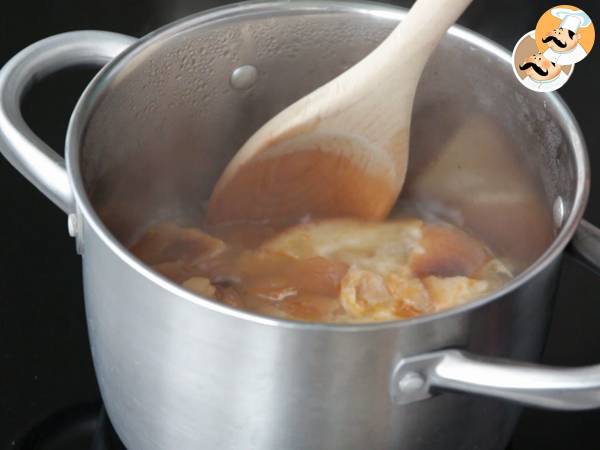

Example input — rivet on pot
[68,213,79,237]
[553,197,565,228]
[398,372,425,393]
[230,65,258,90]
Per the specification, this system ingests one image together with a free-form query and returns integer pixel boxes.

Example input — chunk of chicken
[410,224,490,277]
[422,276,489,311]
[261,219,423,276]
[233,251,348,302]
[130,222,226,265]
[182,276,217,298]
[130,216,513,323]
[340,268,433,320]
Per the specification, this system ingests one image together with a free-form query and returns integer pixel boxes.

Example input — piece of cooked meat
[182,276,217,298]
[422,276,489,311]
[261,218,423,276]
[131,217,513,323]
[340,268,433,320]
[410,224,490,278]
[130,222,226,265]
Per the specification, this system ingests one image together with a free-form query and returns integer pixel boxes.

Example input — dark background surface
[1,0,600,448]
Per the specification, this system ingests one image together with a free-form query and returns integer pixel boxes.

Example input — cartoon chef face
[542,27,581,53]
[519,52,562,81]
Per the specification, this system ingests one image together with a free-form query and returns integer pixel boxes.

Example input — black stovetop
[11,404,122,450]
[1,1,600,449]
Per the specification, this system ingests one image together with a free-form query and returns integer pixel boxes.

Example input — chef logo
[512,5,594,93]
[537,6,594,65]
[512,31,574,93]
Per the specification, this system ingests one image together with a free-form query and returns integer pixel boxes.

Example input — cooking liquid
[129,213,512,323]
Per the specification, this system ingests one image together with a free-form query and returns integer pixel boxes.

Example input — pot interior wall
[80,5,575,274]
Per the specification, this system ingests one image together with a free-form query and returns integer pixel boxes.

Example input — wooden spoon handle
[390,0,474,48]
[364,0,474,82]
[312,0,474,150]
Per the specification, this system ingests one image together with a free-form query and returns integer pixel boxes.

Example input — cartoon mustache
[519,62,549,77]
[542,35,567,48]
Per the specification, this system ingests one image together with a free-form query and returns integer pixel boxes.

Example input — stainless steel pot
[2,2,600,449]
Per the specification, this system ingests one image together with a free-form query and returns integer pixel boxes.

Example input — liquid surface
[130,217,512,323]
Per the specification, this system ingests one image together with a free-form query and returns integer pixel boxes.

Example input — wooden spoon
[208,0,473,224]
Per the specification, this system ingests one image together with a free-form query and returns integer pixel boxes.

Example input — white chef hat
[551,7,592,33]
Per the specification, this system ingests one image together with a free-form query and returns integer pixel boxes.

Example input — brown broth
[130,217,512,323]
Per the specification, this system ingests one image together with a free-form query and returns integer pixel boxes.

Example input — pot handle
[0,31,136,213]
[391,220,600,411]
[568,219,600,275]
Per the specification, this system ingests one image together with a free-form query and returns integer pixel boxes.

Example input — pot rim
[65,0,590,331]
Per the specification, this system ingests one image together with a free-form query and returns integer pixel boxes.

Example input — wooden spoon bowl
[208,0,473,224]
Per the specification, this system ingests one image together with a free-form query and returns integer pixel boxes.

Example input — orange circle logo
[535,5,595,65]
